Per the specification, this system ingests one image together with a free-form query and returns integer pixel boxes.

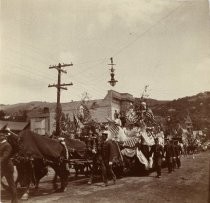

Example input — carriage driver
[0,132,18,203]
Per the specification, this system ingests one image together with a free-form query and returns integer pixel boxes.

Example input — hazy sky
[1,0,210,104]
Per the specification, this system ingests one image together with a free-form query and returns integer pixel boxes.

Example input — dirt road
[1,152,210,203]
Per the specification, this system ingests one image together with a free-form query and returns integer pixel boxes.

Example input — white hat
[141,102,146,106]
[102,130,109,135]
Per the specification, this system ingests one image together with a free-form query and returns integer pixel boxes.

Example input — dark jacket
[103,140,121,163]
[150,144,164,160]
[174,144,182,157]
[0,141,14,174]
[164,143,175,158]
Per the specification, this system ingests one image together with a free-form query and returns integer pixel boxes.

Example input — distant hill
[0,101,55,114]
[143,98,170,107]
[1,91,210,132]
[151,91,210,131]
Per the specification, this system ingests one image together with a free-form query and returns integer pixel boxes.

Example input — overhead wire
[112,2,185,57]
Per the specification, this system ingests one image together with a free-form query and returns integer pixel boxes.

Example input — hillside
[0,101,54,114]
[151,91,210,131]
[1,91,210,132]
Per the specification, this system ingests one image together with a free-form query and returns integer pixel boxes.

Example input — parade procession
[1,0,210,203]
[1,91,208,203]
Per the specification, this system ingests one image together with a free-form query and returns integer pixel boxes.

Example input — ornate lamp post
[108,57,118,87]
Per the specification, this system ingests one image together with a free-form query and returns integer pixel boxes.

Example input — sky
[1,0,210,104]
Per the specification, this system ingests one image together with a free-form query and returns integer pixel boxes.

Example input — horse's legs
[20,178,31,200]
[52,173,58,191]
[52,166,68,193]
[20,180,31,201]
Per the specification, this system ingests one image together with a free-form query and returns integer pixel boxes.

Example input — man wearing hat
[164,139,175,173]
[0,132,18,203]
[174,140,182,168]
[88,130,108,186]
[150,137,164,178]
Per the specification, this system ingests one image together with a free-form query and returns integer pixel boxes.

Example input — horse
[5,129,70,200]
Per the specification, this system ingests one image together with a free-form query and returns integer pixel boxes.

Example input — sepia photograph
[0,0,210,202]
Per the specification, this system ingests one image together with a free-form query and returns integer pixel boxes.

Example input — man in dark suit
[174,140,182,168]
[150,138,164,178]
[103,138,122,185]
[0,132,18,203]
[88,131,108,187]
[164,139,175,173]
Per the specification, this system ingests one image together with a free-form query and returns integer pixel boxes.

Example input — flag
[141,131,155,146]
[108,122,119,139]
[136,148,149,169]
[106,118,128,141]
[144,109,156,125]
[145,109,155,121]
[123,137,139,148]
[121,148,136,158]
[73,113,84,129]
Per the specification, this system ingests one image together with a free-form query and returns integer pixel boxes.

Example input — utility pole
[48,63,73,137]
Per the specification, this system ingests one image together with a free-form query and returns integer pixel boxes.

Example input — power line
[112,2,185,57]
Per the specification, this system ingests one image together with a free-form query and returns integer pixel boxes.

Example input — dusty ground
[1,151,210,203]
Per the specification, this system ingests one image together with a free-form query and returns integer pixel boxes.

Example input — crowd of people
[151,138,182,178]
[83,128,183,186]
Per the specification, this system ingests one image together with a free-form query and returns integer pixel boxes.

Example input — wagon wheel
[84,162,92,177]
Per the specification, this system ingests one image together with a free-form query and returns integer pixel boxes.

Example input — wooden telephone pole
[48,63,73,136]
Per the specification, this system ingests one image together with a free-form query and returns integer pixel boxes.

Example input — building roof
[28,112,49,118]
[104,90,134,102]
[0,120,29,131]
[27,107,50,118]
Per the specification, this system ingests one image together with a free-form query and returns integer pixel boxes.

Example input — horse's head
[5,129,21,155]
